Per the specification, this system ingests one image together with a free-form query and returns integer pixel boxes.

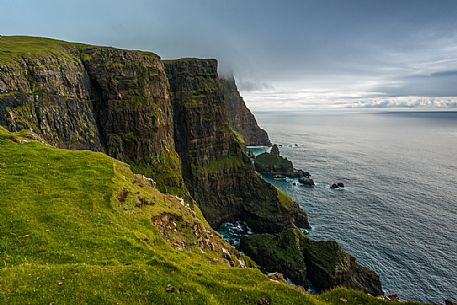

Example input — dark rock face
[164,59,309,233]
[0,54,102,150]
[0,45,183,192]
[80,48,183,191]
[220,76,271,146]
[254,144,305,178]
[0,41,308,234]
[240,227,384,296]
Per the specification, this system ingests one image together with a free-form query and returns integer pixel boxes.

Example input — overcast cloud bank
[2,0,457,109]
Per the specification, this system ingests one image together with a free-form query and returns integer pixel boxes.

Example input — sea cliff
[164,58,308,232]
[220,76,271,146]
[0,36,396,303]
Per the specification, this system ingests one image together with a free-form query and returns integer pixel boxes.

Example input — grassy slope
[0,129,425,305]
[0,36,73,63]
[0,128,317,304]
[0,36,158,64]
[0,36,426,304]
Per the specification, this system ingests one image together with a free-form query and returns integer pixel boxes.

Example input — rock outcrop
[240,227,384,296]
[0,37,308,235]
[164,59,309,232]
[220,76,271,146]
[0,38,183,194]
[331,182,345,189]
[255,144,306,178]
[0,37,386,300]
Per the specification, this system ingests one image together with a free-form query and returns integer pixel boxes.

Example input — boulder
[299,177,315,186]
[240,227,383,296]
[331,182,345,189]
[240,228,307,286]
[267,272,286,283]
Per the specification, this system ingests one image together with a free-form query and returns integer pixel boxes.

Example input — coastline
[250,109,457,303]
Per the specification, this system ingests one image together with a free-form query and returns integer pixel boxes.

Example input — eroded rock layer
[240,227,384,296]
[220,76,271,146]
[164,59,309,232]
[0,38,308,234]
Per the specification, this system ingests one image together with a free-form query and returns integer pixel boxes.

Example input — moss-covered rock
[240,227,308,286]
[240,227,384,296]
[0,36,186,196]
[80,47,185,193]
[254,144,307,178]
[255,144,294,174]
[220,76,271,146]
[164,59,309,233]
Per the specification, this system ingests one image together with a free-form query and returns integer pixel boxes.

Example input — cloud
[2,0,457,108]
[348,97,457,109]
[242,85,457,111]
[236,80,275,92]
[380,69,457,97]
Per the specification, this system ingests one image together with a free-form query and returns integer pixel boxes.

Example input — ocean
[253,109,457,303]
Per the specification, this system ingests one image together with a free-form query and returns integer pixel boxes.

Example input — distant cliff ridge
[0,36,387,298]
[164,59,308,232]
[221,76,271,146]
[0,38,183,195]
[0,37,307,234]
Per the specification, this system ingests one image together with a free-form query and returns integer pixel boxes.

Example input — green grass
[162,58,216,64]
[277,187,295,209]
[0,36,158,65]
[0,36,73,63]
[0,128,316,304]
[0,128,426,304]
[231,128,245,146]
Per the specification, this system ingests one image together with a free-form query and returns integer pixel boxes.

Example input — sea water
[253,109,457,303]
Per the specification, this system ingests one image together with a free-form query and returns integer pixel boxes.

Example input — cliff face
[0,37,307,234]
[164,59,309,233]
[80,47,183,193]
[0,51,102,150]
[221,77,271,146]
[0,37,390,300]
[0,37,183,193]
[240,227,384,296]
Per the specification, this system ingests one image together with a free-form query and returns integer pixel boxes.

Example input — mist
[2,0,457,109]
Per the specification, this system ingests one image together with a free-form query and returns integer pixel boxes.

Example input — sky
[2,0,457,110]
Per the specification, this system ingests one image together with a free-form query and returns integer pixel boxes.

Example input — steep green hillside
[0,36,183,197]
[0,127,299,304]
[0,129,424,304]
[0,37,428,304]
